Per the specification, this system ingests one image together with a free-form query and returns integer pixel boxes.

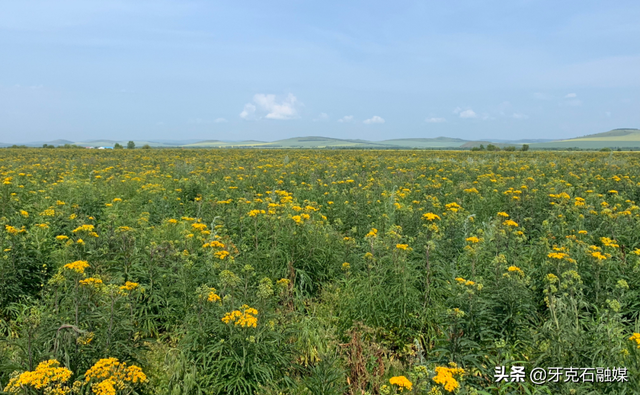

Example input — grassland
[2,148,640,394]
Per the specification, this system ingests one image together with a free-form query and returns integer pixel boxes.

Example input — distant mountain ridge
[4,129,638,149]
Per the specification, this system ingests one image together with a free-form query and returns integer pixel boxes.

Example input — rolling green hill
[381,137,468,148]
[7,128,639,150]
[530,128,640,149]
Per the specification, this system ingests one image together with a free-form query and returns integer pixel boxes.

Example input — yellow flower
[20,210,29,217]
[41,208,55,216]
[601,237,619,248]
[445,202,461,212]
[119,281,139,291]
[396,244,409,250]
[497,212,509,218]
[64,260,90,274]
[214,250,230,260]
[79,277,103,287]
[591,251,608,260]
[547,252,569,260]
[389,376,413,391]
[191,223,208,232]
[432,365,464,392]
[502,219,518,227]
[507,266,524,275]
[207,287,221,302]
[222,305,258,328]
[84,357,147,392]
[6,225,26,235]
[3,359,72,394]
[630,333,640,349]
[248,209,265,217]
[342,262,351,270]
[465,236,479,243]
[365,228,378,238]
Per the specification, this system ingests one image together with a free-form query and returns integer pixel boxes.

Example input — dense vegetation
[1,149,639,394]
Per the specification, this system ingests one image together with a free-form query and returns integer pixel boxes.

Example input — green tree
[520,144,530,151]
[114,143,123,149]
[141,144,151,149]
[127,141,135,149]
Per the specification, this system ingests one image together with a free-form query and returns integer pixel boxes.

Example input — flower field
[1,148,640,394]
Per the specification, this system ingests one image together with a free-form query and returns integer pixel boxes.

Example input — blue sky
[1,0,639,143]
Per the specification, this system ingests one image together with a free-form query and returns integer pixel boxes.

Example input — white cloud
[363,115,385,124]
[240,103,256,119]
[459,109,477,119]
[425,117,446,123]
[512,113,529,120]
[565,93,577,98]
[215,118,228,123]
[313,112,329,122]
[338,115,354,123]
[240,93,301,120]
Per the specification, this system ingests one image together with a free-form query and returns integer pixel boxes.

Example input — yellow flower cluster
[445,202,461,212]
[214,250,230,259]
[72,224,95,233]
[4,360,72,394]
[222,305,258,328]
[202,240,225,249]
[601,237,619,248]
[365,228,378,238]
[455,277,475,286]
[207,287,221,302]
[119,281,139,291]
[422,213,441,221]
[79,277,103,287]
[630,333,640,348]
[502,219,518,227]
[396,244,409,250]
[248,209,265,217]
[84,358,147,395]
[432,364,464,392]
[591,251,609,260]
[507,266,524,275]
[5,225,26,235]
[465,236,479,243]
[547,252,569,260]
[389,375,412,391]
[191,223,207,232]
[63,260,90,274]
[277,278,290,287]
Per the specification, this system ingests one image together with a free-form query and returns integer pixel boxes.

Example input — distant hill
[530,128,640,149]
[4,128,638,150]
[381,137,468,148]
